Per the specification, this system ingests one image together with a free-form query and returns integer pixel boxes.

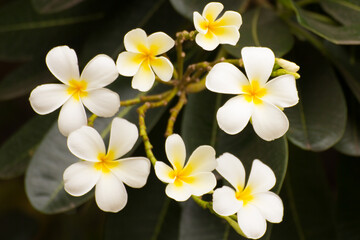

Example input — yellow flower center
[168,162,194,187]
[94,150,118,173]
[235,186,254,206]
[242,80,267,105]
[67,79,88,101]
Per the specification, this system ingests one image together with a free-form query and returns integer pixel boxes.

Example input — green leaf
[25,83,169,214]
[271,145,337,240]
[180,90,288,239]
[32,0,86,14]
[289,0,360,44]
[321,0,360,25]
[0,114,56,179]
[0,0,102,60]
[224,7,294,58]
[286,44,347,151]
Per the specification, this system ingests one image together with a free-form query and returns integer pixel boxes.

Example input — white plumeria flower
[213,153,283,239]
[29,45,120,136]
[154,134,217,202]
[193,2,242,51]
[63,117,151,213]
[206,47,299,141]
[116,28,175,92]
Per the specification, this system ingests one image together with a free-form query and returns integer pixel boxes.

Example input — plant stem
[165,91,187,137]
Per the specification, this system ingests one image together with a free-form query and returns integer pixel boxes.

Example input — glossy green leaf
[169,0,245,22]
[224,7,294,58]
[180,90,288,239]
[289,0,360,44]
[25,83,169,214]
[271,145,337,240]
[0,114,56,179]
[286,45,347,151]
[0,0,102,60]
[321,0,360,25]
[32,0,86,14]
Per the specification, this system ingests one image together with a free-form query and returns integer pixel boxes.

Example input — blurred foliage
[0,0,359,239]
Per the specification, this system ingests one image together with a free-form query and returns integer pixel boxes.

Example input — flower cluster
[28,1,299,239]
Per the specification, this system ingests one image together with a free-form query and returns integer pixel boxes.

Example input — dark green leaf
[25,83,169,214]
[321,0,360,25]
[289,0,360,44]
[0,114,56,179]
[286,44,347,151]
[224,7,294,58]
[32,0,86,14]
[271,146,337,240]
[169,0,246,22]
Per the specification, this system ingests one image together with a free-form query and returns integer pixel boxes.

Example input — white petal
[108,117,138,159]
[165,134,186,170]
[246,160,276,194]
[67,125,105,162]
[193,11,208,34]
[45,45,80,84]
[195,31,220,51]
[216,95,253,135]
[124,28,149,53]
[150,56,173,82]
[202,2,223,22]
[116,52,144,76]
[185,145,216,174]
[165,182,192,202]
[29,84,70,115]
[188,172,216,196]
[63,161,101,196]
[82,88,120,117]
[206,62,248,94]
[262,74,298,108]
[212,186,242,216]
[212,26,240,45]
[80,54,118,90]
[237,204,267,239]
[154,161,175,183]
[95,173,128,212]
[276,58,300,72]
[132,61,155,92]
[58,98,87,136]
[111,157,150,188]
[242,47,275,86]
[215,11,242,29]
[148,32,175,55]
[251,101,289,141]
[216,153,245,190]
[252,191,284,223]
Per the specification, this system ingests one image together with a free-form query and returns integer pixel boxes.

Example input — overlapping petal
[63,161,101,196]
[45,45,80,84]
[216,95,253,135]
[251,101,289,141]
[116,52,144,76]
[95,173,128,212]
[202,2,223,22]
[206,62,248,94]
[29,84,70,115]
[165,181,192,202]
[124,28,148,53]
[67,125,105,162]
[154,161,175,183]
[185,145,216,173]
[242,47,275,86]
[212,26,240,45]
[58,98,87,136]
[262,74,298,108]
[188,172,216,196]
[193,12,207,34]
[148,32,175,55]
[237,204,267,239]
[150,56,173,82]
[213,186,242,216]
[108,118,139,159]
[246,160,276,194]
[195,31,220,51]
[215,11,242,29]
[216,153,246,190]
[252,192,283,223]
[111,157,150,188]
[80,54,119,90]
[165,134,186,170]
[82,88,120,117]
[132,61,155,92]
